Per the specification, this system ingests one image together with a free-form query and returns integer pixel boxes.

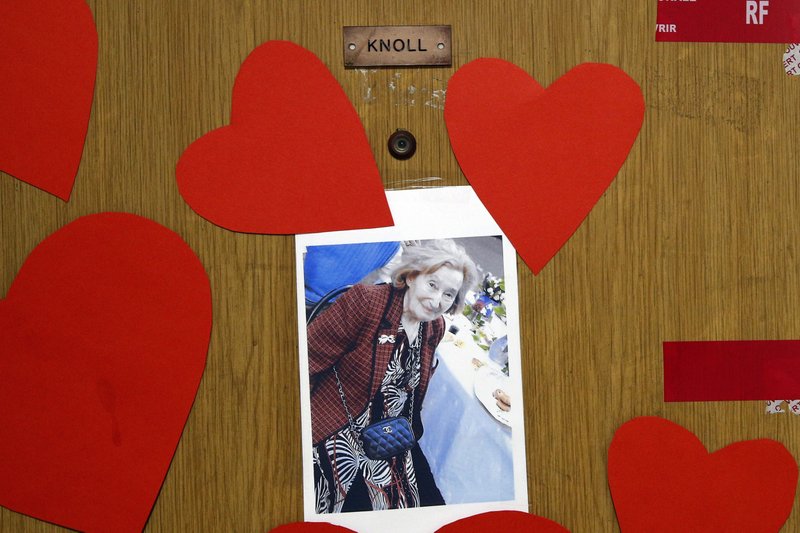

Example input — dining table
[419,314,515,505]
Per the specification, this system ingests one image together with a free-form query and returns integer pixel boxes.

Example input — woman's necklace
[406,323,423,376]
[401,315,420,344]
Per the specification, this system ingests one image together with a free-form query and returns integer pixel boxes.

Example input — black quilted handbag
[332,324,422,462]
[360,416,416,460]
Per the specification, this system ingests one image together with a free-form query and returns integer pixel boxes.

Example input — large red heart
[270,523,355,533]
[608,416,798,532]
[0,0,98,201]
[176,40,393,234]
[270,511,569,533]
[436,511,570,532]
[445,60,644,274]
[0,213,212,531]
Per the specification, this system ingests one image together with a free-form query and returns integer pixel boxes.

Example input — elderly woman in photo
[308,239,479,513]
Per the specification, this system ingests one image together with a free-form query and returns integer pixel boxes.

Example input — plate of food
[473,365,512,427]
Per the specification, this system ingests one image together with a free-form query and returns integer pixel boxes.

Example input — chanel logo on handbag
[383,425,393,433]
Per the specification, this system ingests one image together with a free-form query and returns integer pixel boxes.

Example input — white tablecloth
[419,325,514,504]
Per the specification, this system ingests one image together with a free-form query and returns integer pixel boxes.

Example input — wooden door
[2,1,800,531]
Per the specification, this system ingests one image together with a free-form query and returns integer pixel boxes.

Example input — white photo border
[295,186,528,532]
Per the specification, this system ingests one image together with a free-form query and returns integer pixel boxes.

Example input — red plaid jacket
[308,283,445,445]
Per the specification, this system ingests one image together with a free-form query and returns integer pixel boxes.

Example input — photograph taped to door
[295,186,528,532]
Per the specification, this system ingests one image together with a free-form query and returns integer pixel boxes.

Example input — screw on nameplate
[343,26,452,68]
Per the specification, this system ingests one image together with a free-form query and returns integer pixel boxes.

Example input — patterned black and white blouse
[313,324,422,513]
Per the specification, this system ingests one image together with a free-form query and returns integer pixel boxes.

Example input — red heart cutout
[608,416,798,532]
[270,512,568,533]
[0,0,98,201]
[269,523,356,533]
[436,511,570,532]
[445,60,644,274]
[176,40,393,234]
[0,213,212,531]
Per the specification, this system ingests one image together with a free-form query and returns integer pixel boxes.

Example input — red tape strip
[656,0,800,43]
[664,340,800,401]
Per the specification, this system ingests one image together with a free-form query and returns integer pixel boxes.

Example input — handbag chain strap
[333,366,363,454]
[332,323,423,455]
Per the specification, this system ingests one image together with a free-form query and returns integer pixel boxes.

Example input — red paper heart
[176,40,393,234]
[270,512,568,533]
[445,59,644,274]
[608,416,798,532]
[0,213,212,531]
[0,0,97,201]
[269,523,356,533]
[436,511,570,532]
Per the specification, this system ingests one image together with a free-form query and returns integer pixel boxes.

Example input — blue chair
[303,241,400,320]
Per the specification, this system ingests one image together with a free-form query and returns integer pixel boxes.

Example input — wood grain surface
[2,1,800,531]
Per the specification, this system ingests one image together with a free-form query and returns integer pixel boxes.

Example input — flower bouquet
[463,273,507,351]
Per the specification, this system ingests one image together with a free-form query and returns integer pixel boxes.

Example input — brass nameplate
[343,25,451,68]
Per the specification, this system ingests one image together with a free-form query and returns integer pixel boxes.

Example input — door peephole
[387,129,417,160]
